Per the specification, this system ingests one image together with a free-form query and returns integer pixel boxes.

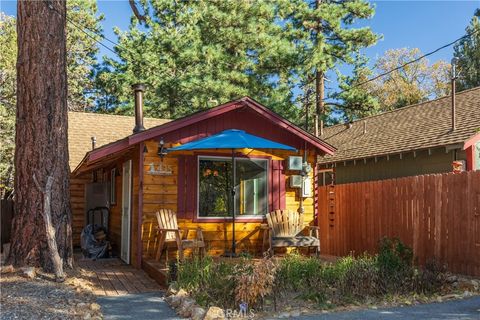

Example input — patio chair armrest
[159,228,180,232]
[260,223,271,230]
[307,226,320,230]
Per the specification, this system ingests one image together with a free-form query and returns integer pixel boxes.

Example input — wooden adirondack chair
[155,209,205,261]
[262,210,320,256]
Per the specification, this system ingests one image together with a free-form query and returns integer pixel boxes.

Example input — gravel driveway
[294,296,480,320]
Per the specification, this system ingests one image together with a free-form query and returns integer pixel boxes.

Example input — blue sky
[1,0,479,96]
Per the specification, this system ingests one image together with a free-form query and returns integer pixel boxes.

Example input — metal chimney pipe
[91,136,96,150]
[132,83,146,133]
[451,58,458,132]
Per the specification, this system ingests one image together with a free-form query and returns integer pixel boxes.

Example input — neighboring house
[318,86,480,185]
[69,92,335,272]
[68,111,169,248]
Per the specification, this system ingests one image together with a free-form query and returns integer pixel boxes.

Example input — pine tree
[95,0,300,120]
[0,1,102,194]
[277,0,379,134]
[453,9,480,91]
[66,0,104,110]
[333,55,380,121]
[0,14,16,196]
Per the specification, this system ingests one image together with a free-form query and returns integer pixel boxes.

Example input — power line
[331,27,479,98]
[47,1,478,102]
[46,3,126,56]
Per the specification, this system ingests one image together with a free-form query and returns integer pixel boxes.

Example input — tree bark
[9,0,73,272]
[314,0,324,137]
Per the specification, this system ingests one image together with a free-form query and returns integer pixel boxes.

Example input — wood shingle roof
[68,112,169,171]
[319,87,480,164]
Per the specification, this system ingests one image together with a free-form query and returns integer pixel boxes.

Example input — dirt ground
[0,266,103,320]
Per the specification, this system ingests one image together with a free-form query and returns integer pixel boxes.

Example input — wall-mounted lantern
[157,138,168,159]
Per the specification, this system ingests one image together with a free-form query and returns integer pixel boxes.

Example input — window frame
[196,155,269,220]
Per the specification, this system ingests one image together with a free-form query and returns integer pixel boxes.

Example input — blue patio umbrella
[168,129,296,256]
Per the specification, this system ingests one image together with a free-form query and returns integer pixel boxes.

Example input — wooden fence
[317,171,480,276]
[1,198,14,250]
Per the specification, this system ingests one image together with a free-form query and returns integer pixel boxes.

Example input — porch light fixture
[157,138,168,159]
[143,144,148,154]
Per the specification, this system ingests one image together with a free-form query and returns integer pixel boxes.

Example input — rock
[471,280,479,290]
[83,313,92,320]
[458,279,476,291]
[277,312,290,318]
[178,298,195,317]
[191,306,206,320]
[446,275,458,283]
[167,294,184,308]
[441,294,460,300]
[176,289,188,298]
[436,296,443,303]
[21,267,36,279]
[77,302,87,308]
[463,291,472,298]
[0,265,14,274]
[89,303,101,311]
[167,282,179,296]
[204,306,225,320]
[291,310,301,317]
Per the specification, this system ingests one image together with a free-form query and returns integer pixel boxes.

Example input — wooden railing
[318,171,480,276]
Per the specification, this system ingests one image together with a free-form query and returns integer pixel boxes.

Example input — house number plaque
[147,162,173,175]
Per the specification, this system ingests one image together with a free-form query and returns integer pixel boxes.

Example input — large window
[198,157,268,218]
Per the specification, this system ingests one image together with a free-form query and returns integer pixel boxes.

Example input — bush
[377,237,414,292]
[338,254,382,300]
[234,257,276,310]
[275,253,326,303]
[414,259,447,294]
[175,239,447,311]
[176,257,236,309]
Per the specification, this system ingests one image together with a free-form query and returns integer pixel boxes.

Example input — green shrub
[338,254,382,300]
[175,239,445,310]
[275,253,326,303]
[176,257,236,309]
[414,259,447,294]
[276,253,323,290]
[377,237,414,292]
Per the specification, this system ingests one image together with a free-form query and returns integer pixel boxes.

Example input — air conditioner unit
[288,156,303,170]
[290,175,303,188]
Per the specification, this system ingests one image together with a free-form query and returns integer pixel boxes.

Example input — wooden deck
[77,257,163,296]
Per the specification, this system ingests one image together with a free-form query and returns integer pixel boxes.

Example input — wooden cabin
[70,93,335,273]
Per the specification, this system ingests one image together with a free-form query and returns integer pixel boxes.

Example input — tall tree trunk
[314,0,324,137]
[9,0,73,273]
[315,71,324,137]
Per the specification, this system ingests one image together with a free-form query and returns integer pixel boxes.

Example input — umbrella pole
[231,148,236,255]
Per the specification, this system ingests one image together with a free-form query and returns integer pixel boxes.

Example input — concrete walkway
[97,291,181,320]
[295,296,480,320]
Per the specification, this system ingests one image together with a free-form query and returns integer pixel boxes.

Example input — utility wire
[46,2,127,56]
[47,1,478,101]
[330,28,479,98]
